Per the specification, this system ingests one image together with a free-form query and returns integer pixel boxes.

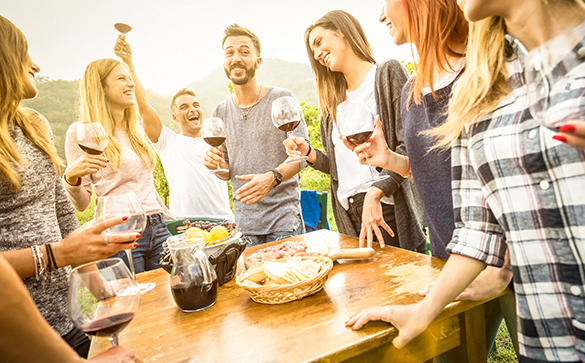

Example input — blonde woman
[64,46,173,274]
[348,1,585,362]
[0,15,139,358]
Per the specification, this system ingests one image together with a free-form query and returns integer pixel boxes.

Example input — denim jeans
[243,214,304,247]
[115,212,170,273]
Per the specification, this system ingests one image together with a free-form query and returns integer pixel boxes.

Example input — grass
[489,321,518,363]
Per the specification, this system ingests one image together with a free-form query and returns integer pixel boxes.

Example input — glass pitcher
[167,233,218,312]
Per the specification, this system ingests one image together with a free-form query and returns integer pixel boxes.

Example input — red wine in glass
[77,122,111,185]
[81,312,135,337]
[202,117,229,175]
[272,96,307,164]
[336,99,389,186]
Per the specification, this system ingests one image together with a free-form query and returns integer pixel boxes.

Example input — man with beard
[204,24,310,246]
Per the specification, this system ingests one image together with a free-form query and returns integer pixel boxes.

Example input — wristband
[305,145,313,157]
[402,156,413,179]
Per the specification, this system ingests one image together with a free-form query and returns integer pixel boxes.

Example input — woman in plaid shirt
[347,1,585,362]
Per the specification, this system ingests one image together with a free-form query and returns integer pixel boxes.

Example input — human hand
[89,345,143,363]
[345,302,433,349]
[554,121,585,149]
[283,136,309,159]
[234,172,275,204]
[348,117,394,170]
[114,35,133,64]
[204,146,227,170]
[419,265,512,301]
[54,216,139,269]
[359,187,394,248]
[64,153,108,186]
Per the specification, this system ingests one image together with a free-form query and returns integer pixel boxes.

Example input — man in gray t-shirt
[204,24,310,246]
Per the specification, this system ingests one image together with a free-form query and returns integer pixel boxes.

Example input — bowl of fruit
[166,218,242,257]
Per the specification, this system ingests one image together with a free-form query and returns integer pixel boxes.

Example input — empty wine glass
[202,117,229,175]
[77,122,111,186]
[271,96,307,164]
[524,21,585,130]
[68,258,140,347]
[95,192,155,293]
[114,23,132,57]
[336,98,389,186]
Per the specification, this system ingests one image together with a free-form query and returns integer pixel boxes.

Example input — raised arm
[114,35,162,143]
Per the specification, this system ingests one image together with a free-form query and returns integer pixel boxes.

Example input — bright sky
[3,0,413,95]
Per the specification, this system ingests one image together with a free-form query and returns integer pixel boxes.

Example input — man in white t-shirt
[145,88,233,219]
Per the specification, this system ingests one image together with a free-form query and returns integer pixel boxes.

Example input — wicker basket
[236,256,333,304]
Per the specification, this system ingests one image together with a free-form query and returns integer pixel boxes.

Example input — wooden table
[89,230,493,363]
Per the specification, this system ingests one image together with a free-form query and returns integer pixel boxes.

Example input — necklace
[233,83,262,120]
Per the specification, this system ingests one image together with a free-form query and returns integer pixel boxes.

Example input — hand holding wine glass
[76,122,111,186]
[272,96,307,164]
[336,98,390,186]
[96,192,154,293]
[69,258,140,348]
[202,117,229,175]
[114,23,132,58]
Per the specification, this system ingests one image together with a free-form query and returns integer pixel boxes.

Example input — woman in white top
[63,37,173,273]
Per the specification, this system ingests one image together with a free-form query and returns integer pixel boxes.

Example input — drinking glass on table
[95,192,154,293]
[524,21,585,130]
[336,98,389,186]
[77,122,111,186]
[68,258,140,347]
[202,117,229,175]
[272,96,307,164]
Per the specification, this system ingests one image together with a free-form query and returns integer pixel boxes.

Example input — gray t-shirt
[212,87,309,235]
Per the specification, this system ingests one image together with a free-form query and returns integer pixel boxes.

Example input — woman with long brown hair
[348,1,585,361]
[287,10,426,253]
[0,14,138,357]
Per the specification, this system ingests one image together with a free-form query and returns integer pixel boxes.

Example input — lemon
[199,230,214,243]
[210,226,229,241]
[186,227,202,233]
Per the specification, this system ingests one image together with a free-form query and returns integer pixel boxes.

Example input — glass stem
[125,250,136,280]
[108,335,119,347]
[364,153,377,178]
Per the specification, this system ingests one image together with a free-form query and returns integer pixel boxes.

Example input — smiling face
[22,53,40,99]
[103,64,136,111]
[380,0,408,45]
[172,94,203,137]
[223,35,261,86]
[308,26,350,72]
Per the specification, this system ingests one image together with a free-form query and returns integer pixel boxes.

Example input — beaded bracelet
[31,246,48,281]
[402,156,413,179]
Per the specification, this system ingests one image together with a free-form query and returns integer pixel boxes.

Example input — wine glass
[202,117,229,175]
[68,258,140,347]
[114,23,132,57]
[271,96,308,164]
[524,21,585,130]
[95,192,155,294]
[77,122,111,186]
[336,98,389,186]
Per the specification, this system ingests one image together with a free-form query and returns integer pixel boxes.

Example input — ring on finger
[104,235,109,245]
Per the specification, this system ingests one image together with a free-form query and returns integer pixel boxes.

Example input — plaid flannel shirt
[446,35,585,362]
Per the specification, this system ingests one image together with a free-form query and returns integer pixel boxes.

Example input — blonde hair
[305,10,375,121]
[79,58,156,170]
[431,0,585,149]
[0,15,61,191]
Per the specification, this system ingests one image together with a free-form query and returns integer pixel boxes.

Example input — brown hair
[222,24,261,56]
[401,0,468,105]
[0,15,61,191]
[170,88,197,111]
[305,10,375,122]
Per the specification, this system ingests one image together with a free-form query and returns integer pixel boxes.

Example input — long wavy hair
[430,0,585,150]
[0,15,61,191]
[305,10,376,121]
[401,0,468,105]
[79,58,156,170]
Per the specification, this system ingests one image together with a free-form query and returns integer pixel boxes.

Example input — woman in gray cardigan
[286,10,425,253]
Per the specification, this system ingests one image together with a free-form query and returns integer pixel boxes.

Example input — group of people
[1,0,585,362]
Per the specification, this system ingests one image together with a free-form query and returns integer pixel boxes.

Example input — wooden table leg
[447,304,486,363]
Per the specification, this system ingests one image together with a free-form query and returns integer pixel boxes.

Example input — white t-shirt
[153,126,233,219]
[332,64,394,210]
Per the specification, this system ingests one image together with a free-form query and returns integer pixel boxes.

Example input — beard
[224,62,257,85]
